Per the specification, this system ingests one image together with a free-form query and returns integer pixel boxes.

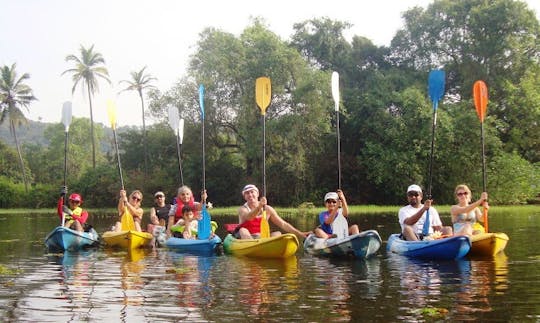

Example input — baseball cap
[154,191,165,198]
[69,193,82,202]
[407,184,422,194]
[324,192,339,202]
[241,184,259,195]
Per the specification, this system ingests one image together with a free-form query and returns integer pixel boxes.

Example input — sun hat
[241,184,259,195]
[324,192,339,202]
[407,184,422,194]
[69,193,82,202]
[154,191,165,198]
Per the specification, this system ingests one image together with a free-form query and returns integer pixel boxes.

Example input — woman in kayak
[451,184,488,236]
[313,190,359,239]
[113,189,144,232]
[235,184,309,240]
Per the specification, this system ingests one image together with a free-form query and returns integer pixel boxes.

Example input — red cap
[69,193,82,202]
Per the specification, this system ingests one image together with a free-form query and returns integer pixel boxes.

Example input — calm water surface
[0,207,539,322]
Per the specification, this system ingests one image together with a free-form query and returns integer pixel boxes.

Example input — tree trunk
[139,90,148,177]
[87,86,96,169]
[11,119,28,192]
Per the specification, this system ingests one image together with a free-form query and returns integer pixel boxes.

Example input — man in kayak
[235,184,309,239]
[399,184,452,241]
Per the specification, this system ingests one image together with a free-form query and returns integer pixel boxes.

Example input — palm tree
[62,44,110,169]
[0,63,37,192]
[119,66,156,175]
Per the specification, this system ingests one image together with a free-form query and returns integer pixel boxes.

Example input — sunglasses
[325,200,337,204]
[456,192,469,196]
[69,200,80,204]
[155,195,164,198]
[131,196,141,202]
[407,192,420,197]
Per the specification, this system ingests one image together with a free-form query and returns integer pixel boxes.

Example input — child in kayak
[314,190,359,239]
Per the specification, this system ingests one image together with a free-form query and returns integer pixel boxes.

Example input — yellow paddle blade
[106,99,118,130]
[121,208,135,231]
[473,80,488,122]
[255,77,271,115]
[260,209,270,238]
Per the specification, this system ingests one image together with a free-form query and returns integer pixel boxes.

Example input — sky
[1,0,539,127]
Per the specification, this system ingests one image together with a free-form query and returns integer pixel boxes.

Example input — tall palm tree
[0,63,37,192]
[119,66,156,176]
[62,44,110,169]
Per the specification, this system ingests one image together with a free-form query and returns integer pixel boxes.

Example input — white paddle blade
[178,118,185,144]
[331,209,349,239]
[167,106,179,132]
[331,71,340,111]
[62,101,72,132]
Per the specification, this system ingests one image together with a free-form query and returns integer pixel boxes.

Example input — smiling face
[243,188,259,203]
[407,190,422,207]
[177,187,193,203]
[325,198,338,211]
[454,185,472,203]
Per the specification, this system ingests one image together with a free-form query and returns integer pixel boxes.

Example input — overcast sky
[1,0,538,127]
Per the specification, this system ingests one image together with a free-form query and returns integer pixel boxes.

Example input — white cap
[324,192,339,202]
[407,184,422,193]
[241,184,259,196]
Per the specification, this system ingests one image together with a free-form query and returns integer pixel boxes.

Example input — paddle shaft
[176,135,184,186]
[427,107,438,200]
[63,130,69,206]
[336,109,342,189]
[481,121,489,232]
[112,128,125,190]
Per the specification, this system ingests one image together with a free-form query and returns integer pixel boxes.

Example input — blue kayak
[303,230,382,258]
[45,226,99,251]
[386,234,471,260]
[165,235,222,255]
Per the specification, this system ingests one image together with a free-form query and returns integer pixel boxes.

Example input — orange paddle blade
[473,80,488,122]
[260,209,270,238]
[121,208,135,231]
[255,77,271,115]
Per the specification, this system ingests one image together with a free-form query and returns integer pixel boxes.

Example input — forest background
[1,0,538,209]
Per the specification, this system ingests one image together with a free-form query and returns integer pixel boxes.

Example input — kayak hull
[469,232,509,257]
[45,226,99,251]
[102,230,153,249]
[223,233,299,258]
[165,235,222,254]
[387,233,471,260]
[303,230,382,258]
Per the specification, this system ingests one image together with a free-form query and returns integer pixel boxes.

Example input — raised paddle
[424,70,446,236]
[198,84,211,240]
[255,76,271,238]
[60,101,72,226]
[168,106,184,185]
[473,80,489,233]
[107,100,134,231]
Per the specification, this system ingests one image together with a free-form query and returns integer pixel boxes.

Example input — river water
[0,207,539,322]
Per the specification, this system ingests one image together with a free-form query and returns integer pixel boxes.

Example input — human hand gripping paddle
[423,70,446,236]
[473,80,489,233]
[60,101,72,226]
[330,72,348,238]
[107,100,135,231]
[168,106,184,186]
[255,77,271,238]
[198,85,211,240]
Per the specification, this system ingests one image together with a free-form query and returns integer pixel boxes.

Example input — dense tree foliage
[1,0,538,208]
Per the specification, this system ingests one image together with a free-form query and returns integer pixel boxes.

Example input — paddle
[198,84,211,240]
[424,70,446,236]
[61,101,72,226]
[168,106,184,186]
[107,100,134,231]
[255,77,272,238]
[473,80,489,233]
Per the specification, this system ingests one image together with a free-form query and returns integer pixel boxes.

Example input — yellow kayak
[102,230,153,249]
[469,232,509,256]
[223,233,299,258]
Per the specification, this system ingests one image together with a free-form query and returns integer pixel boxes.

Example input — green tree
[0,63,37,192]
[119,66,157,176]
[62,44,111,169]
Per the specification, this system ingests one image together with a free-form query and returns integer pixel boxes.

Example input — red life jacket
[238,203,263,234]
[174,197,199,222]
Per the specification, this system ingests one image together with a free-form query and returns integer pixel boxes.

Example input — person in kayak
[167,185,206,238]
[314,190,359,239]
[451,184,488,236]
[113,189,144,232]
[399,184,452,241]
[57,187,88,232]
[235,184,309,239]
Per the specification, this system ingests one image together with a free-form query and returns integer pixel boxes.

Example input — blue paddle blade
[199,84,205,120]
[422,209,430,236]
[198,204,211,239]
[428,70,446,111]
